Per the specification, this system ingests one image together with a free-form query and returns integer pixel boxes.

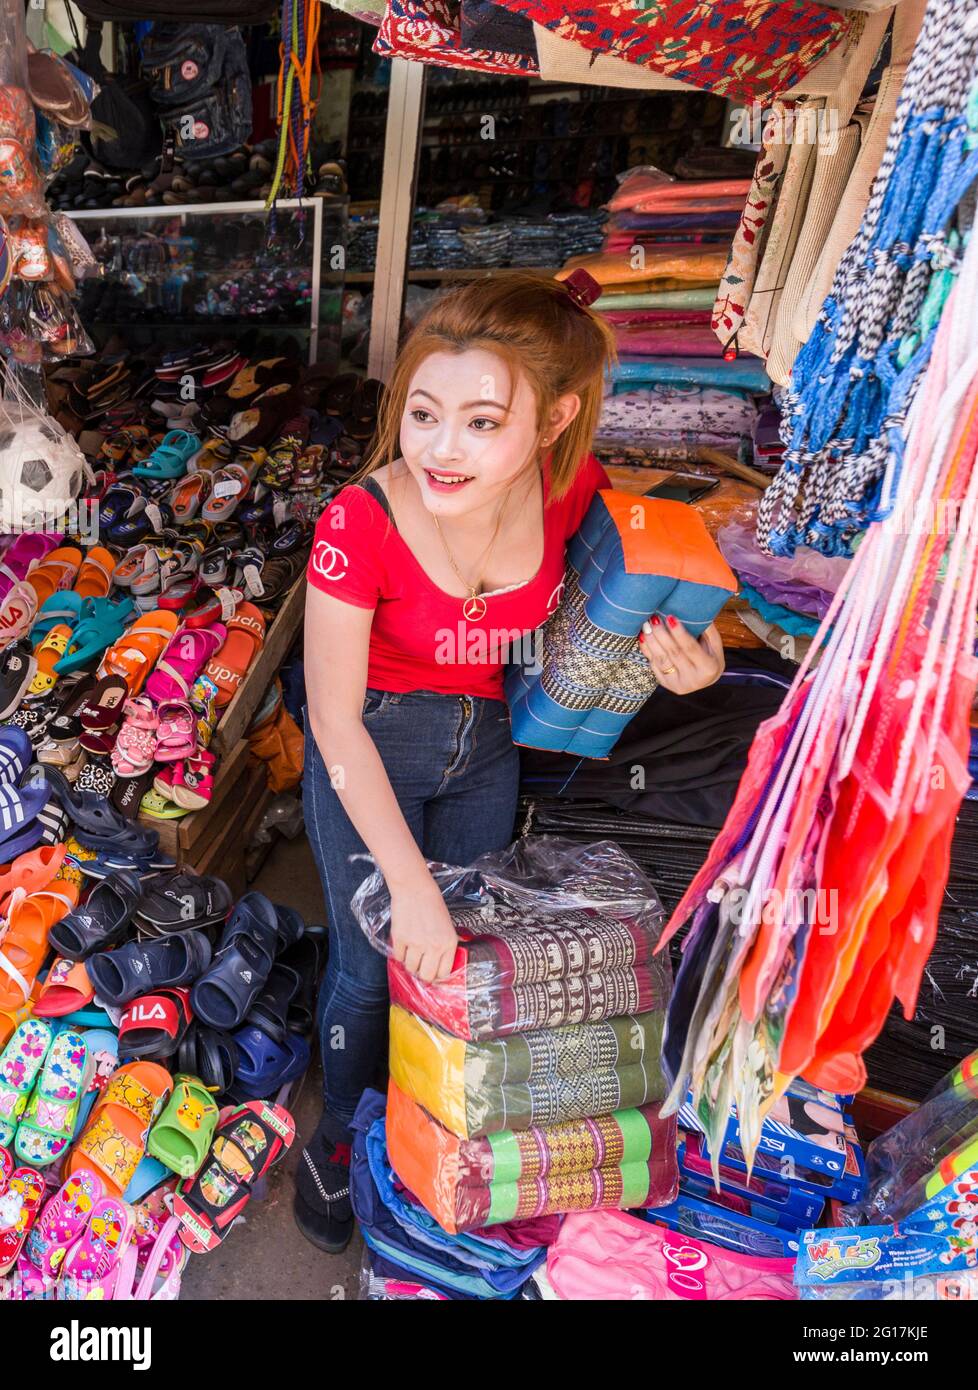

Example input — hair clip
[560,268,602,310]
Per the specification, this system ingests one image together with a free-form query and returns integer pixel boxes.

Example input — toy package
[643,1190,802,1260]
[677,1080,867,1203]
[679,1136,825,1229]
[796,1228,978,1301]
[798,1146,978,1299]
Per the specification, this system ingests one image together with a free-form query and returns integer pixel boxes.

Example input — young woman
[296,271,725,1250]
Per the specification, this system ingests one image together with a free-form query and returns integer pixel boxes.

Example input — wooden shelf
[342,265,560,284]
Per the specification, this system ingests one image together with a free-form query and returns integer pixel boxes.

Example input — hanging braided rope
[758,0,978,558]
[266,0,322,210]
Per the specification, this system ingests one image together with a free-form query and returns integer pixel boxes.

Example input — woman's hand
[639,616,724,694]
[390,875,459,983]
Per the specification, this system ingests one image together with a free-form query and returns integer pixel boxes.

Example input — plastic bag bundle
[656,208,978,1176]
[355,837,673,1041]
[760,0,978,557]
[841,1048,978,1225]
[356,837,679,1232]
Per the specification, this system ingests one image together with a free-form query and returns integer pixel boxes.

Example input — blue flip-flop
[0,726,31,786]
[79,850,176,882]
[0,778,55,850]
[124,1155,171,1204]
[65,1026,118,1137]
[230,1025,310,1100]
[58,1003,113,1029]
[0,796,68,862]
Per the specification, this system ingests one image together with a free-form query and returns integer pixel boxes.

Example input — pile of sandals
[0,837,323,1296]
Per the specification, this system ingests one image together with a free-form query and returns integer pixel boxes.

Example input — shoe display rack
[65,199,346,368]
[135,575,308,887]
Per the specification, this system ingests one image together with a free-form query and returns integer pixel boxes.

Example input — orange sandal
[204,602,266,707]
[99,611,180,696]
[68,1060,173,1197]
[0,844,67,916]
[25,546,82,606]
[73,546,116,599]
[0,882,79,1013]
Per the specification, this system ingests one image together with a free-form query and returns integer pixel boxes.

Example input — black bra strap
[358,476,396,528]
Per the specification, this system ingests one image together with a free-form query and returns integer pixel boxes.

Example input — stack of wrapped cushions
[384,846,680,1235]
[557,167,769,459]
[505,491,738,758]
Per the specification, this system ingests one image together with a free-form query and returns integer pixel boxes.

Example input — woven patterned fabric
[505,490,737,757]
[374,0,539,73]
[492,0,847,104]
[390,1002,666,1136]
[386,1079,679,1232]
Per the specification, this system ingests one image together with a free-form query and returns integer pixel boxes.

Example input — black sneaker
[293,1119,354,1254]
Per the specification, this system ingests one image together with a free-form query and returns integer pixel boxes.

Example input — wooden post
[367,58,426,382]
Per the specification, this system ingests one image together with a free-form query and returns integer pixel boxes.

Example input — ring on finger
[658,662,677,675]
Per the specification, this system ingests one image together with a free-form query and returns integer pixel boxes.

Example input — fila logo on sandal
[124,1002,167,1023]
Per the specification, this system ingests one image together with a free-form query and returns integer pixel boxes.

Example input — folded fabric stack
[460,222,511,267]
[550,210,605,262]
[370,839,679,1237]
[554,167,771,457]
[507,216,561,267]
[352,1089,551,1299]
[596,382,757,454]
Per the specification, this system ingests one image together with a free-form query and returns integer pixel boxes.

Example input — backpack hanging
[74,18,161,170]
[141,25,253,160]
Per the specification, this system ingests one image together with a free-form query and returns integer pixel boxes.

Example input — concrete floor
[181,834,364,1301]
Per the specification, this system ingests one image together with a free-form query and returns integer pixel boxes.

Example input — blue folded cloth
[611,356,771,393]
[351,1090,543,1300]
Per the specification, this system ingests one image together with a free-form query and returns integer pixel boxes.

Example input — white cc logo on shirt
[311,540,349,583]
[546,580,564,616]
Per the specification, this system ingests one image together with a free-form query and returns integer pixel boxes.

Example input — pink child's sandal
[59,1193,136,1297]
[172,750,217,810]
[24,1168,104,1278]
[111,697,160,777]
[145,623,226,704]
[154,700,197,762]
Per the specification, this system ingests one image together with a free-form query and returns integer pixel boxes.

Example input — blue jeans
[303,690,520,1126]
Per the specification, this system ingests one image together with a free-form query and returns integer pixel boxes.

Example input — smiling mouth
[424,468,475,490]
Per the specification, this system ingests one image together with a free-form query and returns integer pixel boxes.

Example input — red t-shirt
[306,453,610,699]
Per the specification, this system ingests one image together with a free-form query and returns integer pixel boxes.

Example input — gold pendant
[463,594,487,621]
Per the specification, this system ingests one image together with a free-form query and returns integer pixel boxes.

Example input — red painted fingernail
[651,615,661,627]
[667,616,678,629]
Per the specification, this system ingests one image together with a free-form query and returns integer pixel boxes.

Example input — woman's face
[399,348,541,517]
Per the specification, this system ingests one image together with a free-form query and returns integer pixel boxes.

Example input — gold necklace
[433,498,507,621]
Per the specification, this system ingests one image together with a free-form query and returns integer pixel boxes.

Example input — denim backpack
[140,24,253,160]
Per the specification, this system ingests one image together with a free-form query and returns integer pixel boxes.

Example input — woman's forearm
[309,711,430,892]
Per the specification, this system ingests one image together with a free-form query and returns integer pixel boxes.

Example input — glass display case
[66,198,348,368]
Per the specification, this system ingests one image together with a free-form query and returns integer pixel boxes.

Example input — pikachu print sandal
[146,1074,219,1179]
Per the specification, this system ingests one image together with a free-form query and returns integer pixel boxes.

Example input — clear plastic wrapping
[353,835,672,1041]
[841,1048,978,1226]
